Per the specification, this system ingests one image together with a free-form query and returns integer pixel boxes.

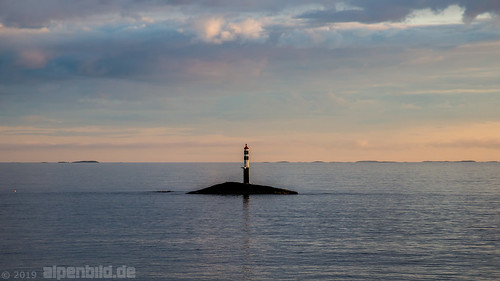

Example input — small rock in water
[187,182,298,195]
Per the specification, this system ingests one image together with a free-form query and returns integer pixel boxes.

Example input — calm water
[1,162,499,280]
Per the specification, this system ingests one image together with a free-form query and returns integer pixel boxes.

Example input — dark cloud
[298,0,500,24]
[461,1,500,21]
[0,25,205,84]
[0,20,278,94]
[0,0,320,28]
[2,19,499,88]
[0,0,187,28]
[0,0,113,28]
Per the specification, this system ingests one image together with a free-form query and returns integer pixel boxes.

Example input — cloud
[16,49,49,69]
[230,18,265,40]
[195,17,225,43]
[193,17,266,43]
[0,0,115,28]
[432,139,500,149]
[1,1,500,162]
[2,1,499,29]
[0,0,191,28]
[461,1,500,22]
[0,0,320,28]
[0,14,273,86]
[297,0,500,24]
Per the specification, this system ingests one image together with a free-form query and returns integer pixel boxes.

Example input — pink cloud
[17,49,48,69]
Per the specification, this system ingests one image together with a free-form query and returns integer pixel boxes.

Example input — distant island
[261,160,490,163]
[356,160,397,163]
[422,160,477,163]
[72,160,99,163]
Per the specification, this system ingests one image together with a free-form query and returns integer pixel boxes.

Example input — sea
[0,162,499,281]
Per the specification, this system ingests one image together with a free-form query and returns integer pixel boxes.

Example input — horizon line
[1,160,498,164]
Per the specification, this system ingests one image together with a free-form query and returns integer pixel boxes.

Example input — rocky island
[188,182,298,195]
[187,145,298,195]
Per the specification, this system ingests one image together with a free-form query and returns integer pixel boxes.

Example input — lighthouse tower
[243,144,250,184]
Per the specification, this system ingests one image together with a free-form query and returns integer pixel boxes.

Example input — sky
[1,0,500,162]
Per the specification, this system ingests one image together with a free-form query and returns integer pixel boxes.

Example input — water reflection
[241,195,252,280]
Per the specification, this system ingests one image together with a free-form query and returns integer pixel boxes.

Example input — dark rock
[188,182,298,195]
[154,190,172,193]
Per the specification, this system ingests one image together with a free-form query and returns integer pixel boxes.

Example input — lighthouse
[243,144,250,184]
